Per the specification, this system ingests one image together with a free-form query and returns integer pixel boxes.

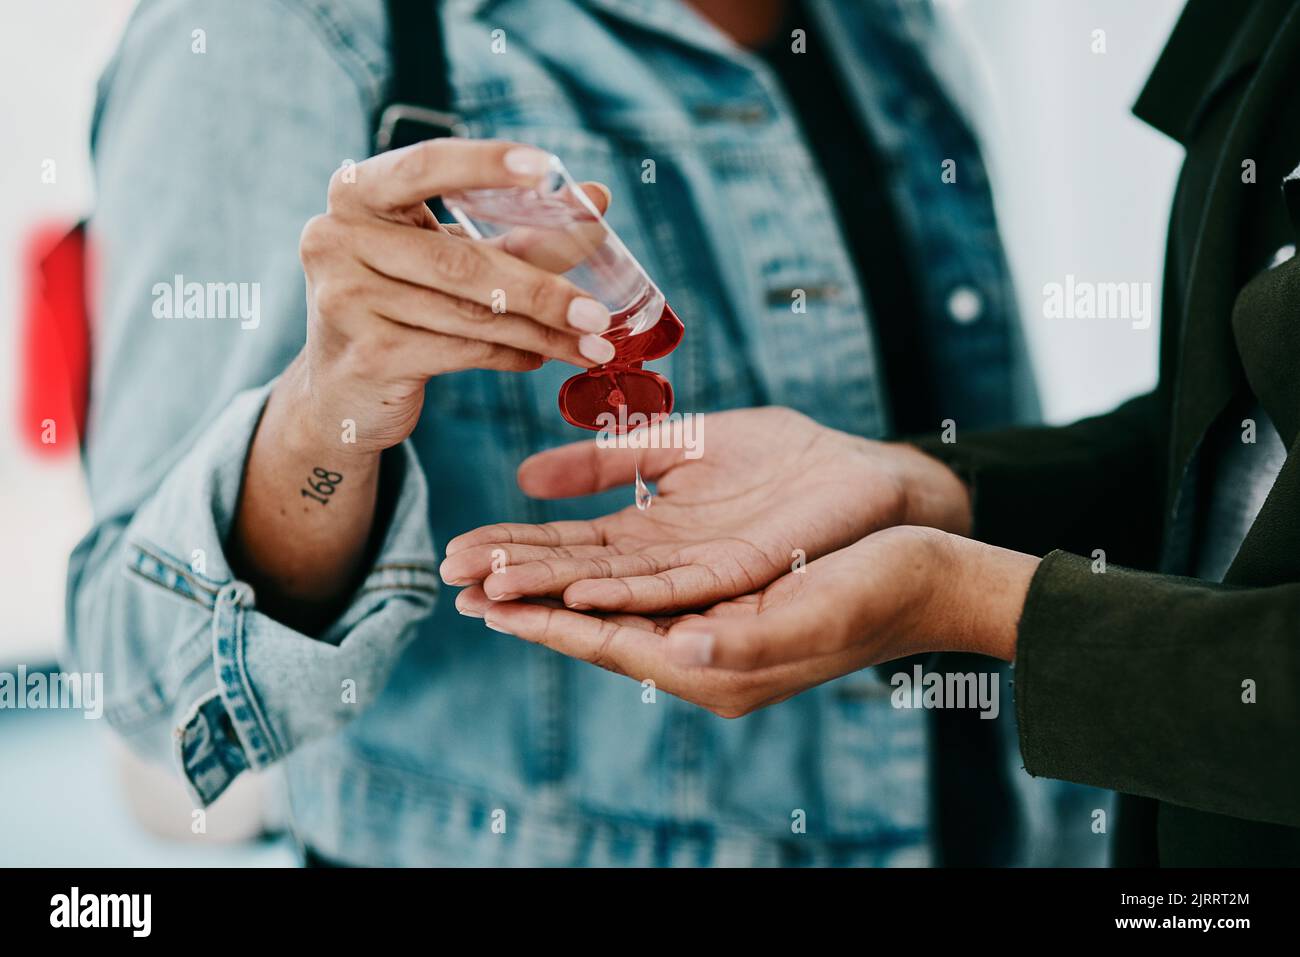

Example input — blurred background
[1,0,1183,865]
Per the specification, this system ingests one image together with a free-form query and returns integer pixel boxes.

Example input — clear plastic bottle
[443,153,683,432]
[443,154,664,337]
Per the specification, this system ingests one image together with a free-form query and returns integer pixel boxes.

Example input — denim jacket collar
[457,0,747,61]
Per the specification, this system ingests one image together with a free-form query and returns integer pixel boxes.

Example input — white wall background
[0,0,135,668]
[1,0,1185,658]
[944,0,1185,423]
[0,0,295,869]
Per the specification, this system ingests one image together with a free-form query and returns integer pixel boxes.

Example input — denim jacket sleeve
[64,0,437,807]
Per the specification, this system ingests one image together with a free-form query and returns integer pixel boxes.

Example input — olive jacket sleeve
[912,393,1300,828]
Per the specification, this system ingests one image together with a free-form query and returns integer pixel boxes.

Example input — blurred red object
[19,223,92,457]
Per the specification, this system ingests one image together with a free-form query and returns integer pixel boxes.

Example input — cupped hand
[440,407,972,612]
[454,527,956,717]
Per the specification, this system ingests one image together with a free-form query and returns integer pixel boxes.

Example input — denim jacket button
[946,284,983,324]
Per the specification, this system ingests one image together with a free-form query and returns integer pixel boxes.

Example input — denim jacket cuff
[120,383,438,806]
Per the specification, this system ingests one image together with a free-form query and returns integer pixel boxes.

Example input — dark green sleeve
[911,391,1166,568]
[1014,551,1300,827]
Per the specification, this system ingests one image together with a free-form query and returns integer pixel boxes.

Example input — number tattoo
[301,467,343,506]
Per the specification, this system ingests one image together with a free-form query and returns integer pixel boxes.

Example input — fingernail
[587,182,612,210]
[565,601,592,611]
[579,334,616,364]
[457,607,483,619]
[483,618,512,635]
[668,631,714,666]
[503,147,551,179]
[568,298,611,333]
[488,592,521,602]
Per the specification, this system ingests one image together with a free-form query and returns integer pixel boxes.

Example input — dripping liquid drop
[633,445,652,511]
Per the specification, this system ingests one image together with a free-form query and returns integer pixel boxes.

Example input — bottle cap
[557,304,684,432]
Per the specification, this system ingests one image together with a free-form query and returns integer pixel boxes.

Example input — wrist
[273,354,383,468]
[234,356,385,627]
[849,526,967,660]
[932,533,1038,661]
[889,443,973,536]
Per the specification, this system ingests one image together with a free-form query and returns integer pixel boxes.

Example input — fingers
[561,561,757,612]
[515,427,690,499]
[370,320,546,377]
[443,544,761,611]
[663,601,846,671]
[486,181,612,274]
[439,541,613,586]
[472,594,671,679]
[329,139,555,215]
[444,520,608,557]
[455,584,559,617]
[580,181,612,214]
[344,218,613,337]
[442,183,609,241]
[484,550,674,602]
[370,272,609,366]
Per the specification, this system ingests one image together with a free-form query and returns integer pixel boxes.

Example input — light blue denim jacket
[70,0,1038,866]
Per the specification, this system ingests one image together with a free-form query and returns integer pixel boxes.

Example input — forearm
[229,354,382,633]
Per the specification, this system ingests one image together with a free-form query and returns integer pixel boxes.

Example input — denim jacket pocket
[818,674,931,844]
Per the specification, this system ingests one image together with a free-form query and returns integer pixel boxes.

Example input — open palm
[441,407,962,612]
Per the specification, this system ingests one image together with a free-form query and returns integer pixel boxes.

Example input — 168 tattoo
[301,467,343,505]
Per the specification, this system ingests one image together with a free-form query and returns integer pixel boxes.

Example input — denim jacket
[70,0,1037,866]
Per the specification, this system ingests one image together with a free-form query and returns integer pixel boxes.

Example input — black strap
[376,0,463,152]
[386,0,449,115]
